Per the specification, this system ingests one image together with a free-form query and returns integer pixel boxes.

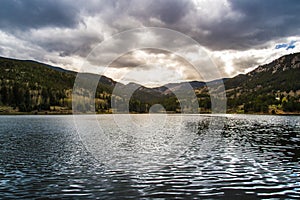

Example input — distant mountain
[114,82,165,103]
[225,53,300,92]
[153,79,229,95]
[153,52,300,113]
[0,53,299,114]
[154,81,206,94]
[224,52,300,113]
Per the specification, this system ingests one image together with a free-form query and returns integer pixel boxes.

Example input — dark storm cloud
[151,0,191,24]
[34,33,102,57]
[1,0,300,51]
[3,0,300,55]
[193,0,300,50]
[129,0,192,24]
[231,55,260,70]
[0,0,79,31]
[1,0,300,77]
[110,53,144,69]
[89,0,300,52]
[102,49,164,69]
[231,0,300,36]
[231,0,300,19]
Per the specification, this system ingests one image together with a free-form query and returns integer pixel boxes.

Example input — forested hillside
[0,57,175,113]
[0,57,115,113]
[0,53,299,114]
[225,52,300,113]
[0,57,74,112]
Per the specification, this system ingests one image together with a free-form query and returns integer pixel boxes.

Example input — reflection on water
[0,115,299,199]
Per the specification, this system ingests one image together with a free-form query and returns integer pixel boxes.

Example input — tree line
[0,80,70,112]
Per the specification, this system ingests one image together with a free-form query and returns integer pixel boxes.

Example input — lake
[0,114,299,199]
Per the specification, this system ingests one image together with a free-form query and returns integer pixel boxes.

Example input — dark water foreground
[0,115,299,199]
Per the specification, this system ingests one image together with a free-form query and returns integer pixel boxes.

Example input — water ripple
[0,115,299,199]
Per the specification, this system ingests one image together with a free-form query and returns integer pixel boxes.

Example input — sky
[1,0,300,87]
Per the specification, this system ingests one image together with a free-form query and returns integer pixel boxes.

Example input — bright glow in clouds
[112,64,185,87]
[0,0,300,86]
[106,49,201,87]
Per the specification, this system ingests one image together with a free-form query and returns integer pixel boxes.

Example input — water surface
[0,114,299,199]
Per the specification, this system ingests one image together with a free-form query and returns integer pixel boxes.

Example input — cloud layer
[0,0,300,85]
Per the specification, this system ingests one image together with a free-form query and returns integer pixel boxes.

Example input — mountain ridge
[0,53,299,114]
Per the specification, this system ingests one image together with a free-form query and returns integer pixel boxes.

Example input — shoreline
[0,111,300,116]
